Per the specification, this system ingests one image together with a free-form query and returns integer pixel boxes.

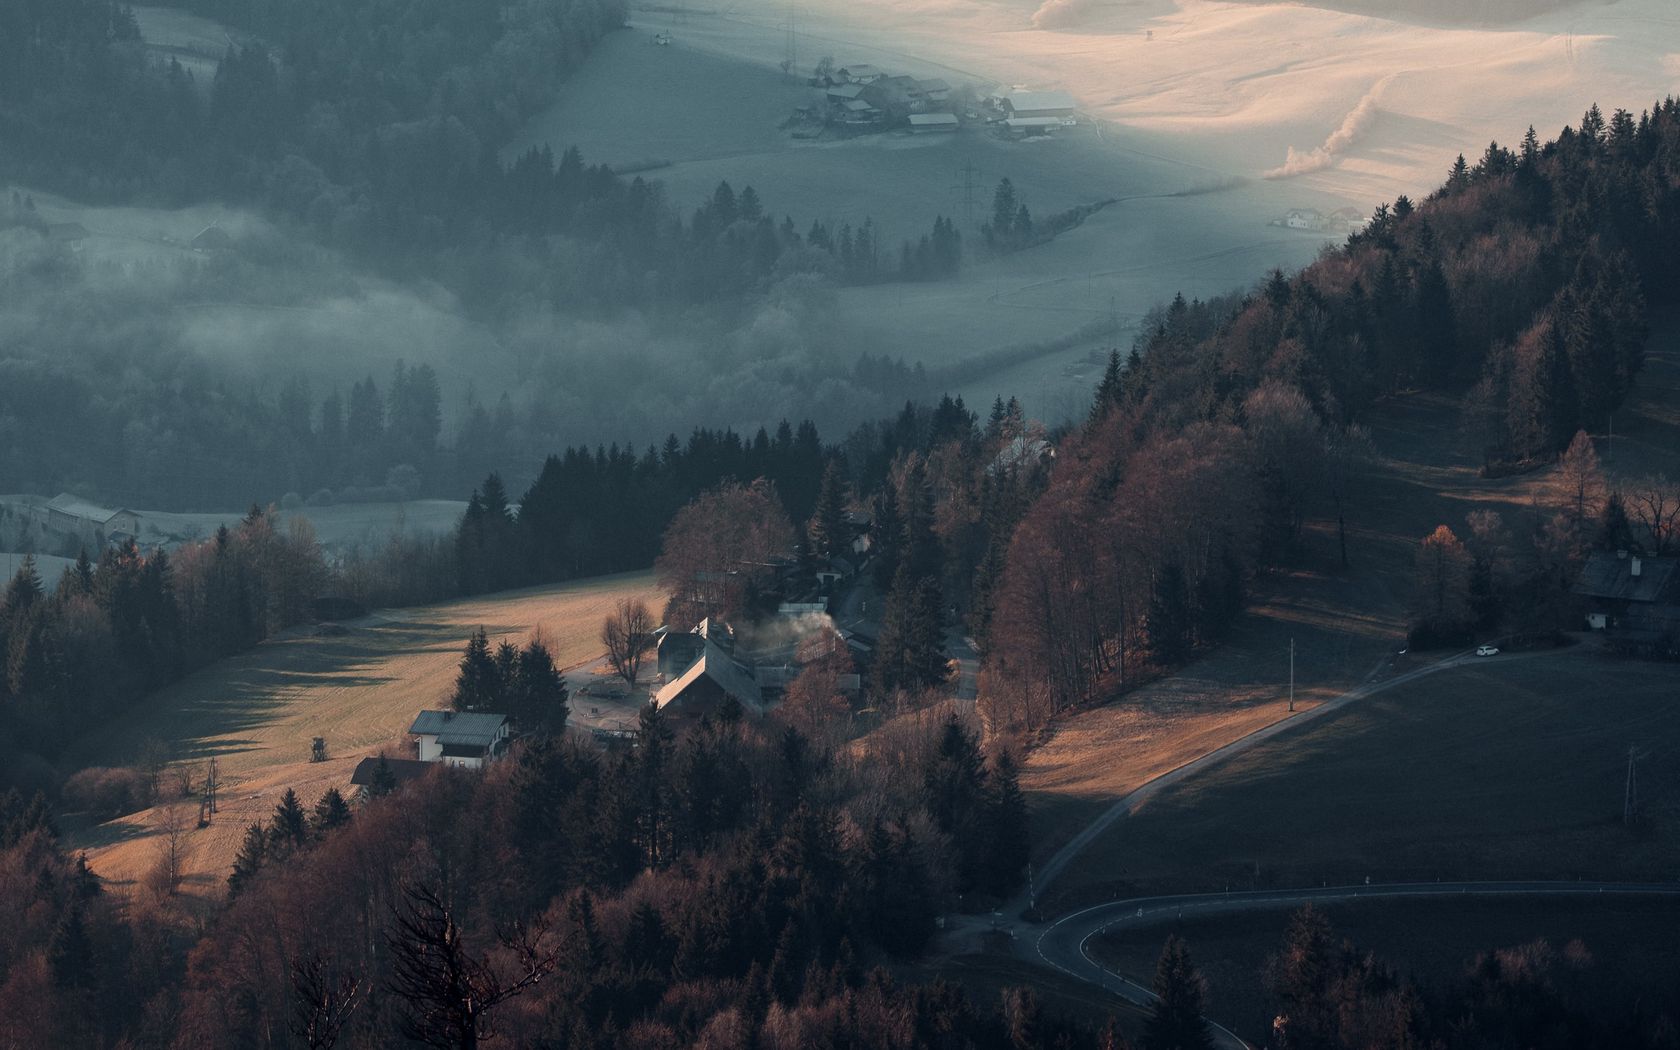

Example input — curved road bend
[1032,881,1680,1050]
[1023,647,1524,910]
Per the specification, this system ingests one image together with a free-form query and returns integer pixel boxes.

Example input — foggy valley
[3,0,1680,1047]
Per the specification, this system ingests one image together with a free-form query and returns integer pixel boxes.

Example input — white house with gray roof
[409,710,511,768]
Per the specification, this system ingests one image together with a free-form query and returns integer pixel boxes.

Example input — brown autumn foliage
[655,480,796,629]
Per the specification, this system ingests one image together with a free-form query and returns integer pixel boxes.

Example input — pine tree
[369,753,398,797]
[1144,935,1212,1050]
[1091,348,1124,423]
[310,788,351,835]
[924,713,989,892]
[1147,562,1192,665]
[515,640,569,720]
[451,627,500,711]
[807,460,851,563]
[1599,490,1636,552]
[268,788,308,857]
[2,554,43,620]
[986,749,1031,896]
[47,905,94,991]
[227,821,267,898]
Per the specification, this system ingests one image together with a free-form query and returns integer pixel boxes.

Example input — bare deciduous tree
[386,882,560,1050]
[655,480,796,628]
[1628,475,1679,555]
[602,598,654,691]
[149,803,188,897]
[291,952,365,1050]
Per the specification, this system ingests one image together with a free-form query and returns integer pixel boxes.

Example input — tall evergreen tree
[1144,935,1212,1050]
[310,788,351,835]
[227,821,267,898]
[268,788,308,857]
[985,749,1031,897]
[807,460,851,564]
[450,627,500,711]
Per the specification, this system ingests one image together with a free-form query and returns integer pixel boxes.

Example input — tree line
[0,697,1051,1048]
[0,507,325,757]
[977,100,1680,732]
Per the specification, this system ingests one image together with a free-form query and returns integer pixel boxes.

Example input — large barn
[1004,90,1077,119]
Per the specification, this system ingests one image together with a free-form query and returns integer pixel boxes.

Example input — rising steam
[1031,0,1101,31]
[1262,77,1391,179]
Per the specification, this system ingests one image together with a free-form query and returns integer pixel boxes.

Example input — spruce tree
[1144,935,1212,1050]
[808,460,851,563]
[450,627,500,710]
[227,821,267,898]
[1147,562,1192,665]
[369,753,398,797]
[986,749,1031,897]
[516,640,569,721]
[268,788,308,857]
[310,788,351,835]
[1091,348,1124,423]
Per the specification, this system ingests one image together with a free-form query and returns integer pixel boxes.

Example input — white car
[1475,644,1500,657]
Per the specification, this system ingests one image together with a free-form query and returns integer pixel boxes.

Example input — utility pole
[1288,638,1295,713]
[781,3,798,80]
[953,160,982,229]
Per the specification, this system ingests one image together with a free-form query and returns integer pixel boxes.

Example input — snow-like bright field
[513,0,1677,421]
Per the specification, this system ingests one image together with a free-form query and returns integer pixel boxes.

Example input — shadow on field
[67,616,470,769]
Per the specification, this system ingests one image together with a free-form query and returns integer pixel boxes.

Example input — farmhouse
[918,78,951,103]
[841,98,881,124]
[654,635,764,718]
[45,494,141,548]
[409,710,511,768]
[1574,551,1680,643]
[1004,116,1064,137]
[1004,90,1077,119]
[837,64,884,84]
[909,113,959,134]
[1285,208,1326,230]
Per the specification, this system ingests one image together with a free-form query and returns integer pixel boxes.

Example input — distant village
[783,58,1080,140]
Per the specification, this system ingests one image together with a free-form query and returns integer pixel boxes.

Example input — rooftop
[409,710,508,746]
[349,755,432,786]
[654,640,764,713]
[1006,90,1077,113]
[1574,551,1680,604]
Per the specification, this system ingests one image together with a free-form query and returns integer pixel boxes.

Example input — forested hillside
[981,102,1680,725]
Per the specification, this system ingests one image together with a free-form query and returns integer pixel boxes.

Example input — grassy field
[1053,651,1680,903]
[1023,315,1680,906]
[64,571,662,898]
[1091,896,1680,1040]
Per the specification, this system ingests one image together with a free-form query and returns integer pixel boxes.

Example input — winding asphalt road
[991,645,1674,1046]
[1028,881,1680,1050]
[1021,647,1523,909]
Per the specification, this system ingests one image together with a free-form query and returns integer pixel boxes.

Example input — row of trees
[0,507,326,755]
[0,694,1053,1048]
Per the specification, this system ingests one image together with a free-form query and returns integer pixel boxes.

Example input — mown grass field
[64,571,661,898]
[1091,895,1680,1041]
[1025,321,1680,907]
[1056,651,1680,904]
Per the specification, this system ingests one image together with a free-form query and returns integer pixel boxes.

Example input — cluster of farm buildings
[793,62,1079,139]
[359,511,879,787]
[0,493,145,557]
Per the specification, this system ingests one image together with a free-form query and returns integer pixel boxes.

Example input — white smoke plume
[1262,78,1391,179]
[1031,0,1102,31]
